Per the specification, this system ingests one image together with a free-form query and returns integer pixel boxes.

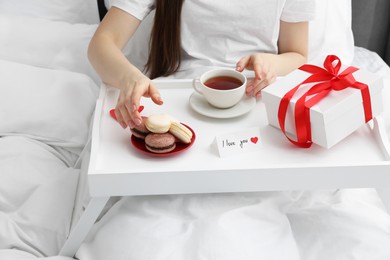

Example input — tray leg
[376,188,390,214]
[371,115,390,160]
[59,196,110,257]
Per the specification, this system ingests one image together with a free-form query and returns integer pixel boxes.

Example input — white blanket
[75,189,390,260]
[0,136,79,257]
[0,10,99,258]
[0,60,99,258]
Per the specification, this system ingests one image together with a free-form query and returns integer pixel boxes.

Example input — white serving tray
[88,79,390,197]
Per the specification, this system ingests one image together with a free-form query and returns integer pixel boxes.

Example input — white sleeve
[281,0,316,22]
[105,0,155,20]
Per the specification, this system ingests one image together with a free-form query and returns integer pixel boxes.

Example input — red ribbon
[277,55,373,148]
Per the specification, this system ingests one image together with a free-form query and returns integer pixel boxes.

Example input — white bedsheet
[353,46,390,78]
[353,46,390,136]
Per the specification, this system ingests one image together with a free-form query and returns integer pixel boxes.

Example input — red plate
[130,123,196,157]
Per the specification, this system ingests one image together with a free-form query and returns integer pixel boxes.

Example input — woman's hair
[145,0,184,79]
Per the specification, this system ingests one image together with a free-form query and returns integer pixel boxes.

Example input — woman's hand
[236,53,277,98]
[114,75,163,129]
[87,7,164,129]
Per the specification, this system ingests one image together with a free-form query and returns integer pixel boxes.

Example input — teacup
[192,68,247,109]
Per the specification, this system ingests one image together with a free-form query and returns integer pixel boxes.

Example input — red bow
[277,55,373,148]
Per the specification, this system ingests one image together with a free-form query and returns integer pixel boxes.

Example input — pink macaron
[130,116,150,139]
[144,133,176,153]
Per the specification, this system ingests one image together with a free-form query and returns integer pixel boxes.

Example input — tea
[204,76,243,90]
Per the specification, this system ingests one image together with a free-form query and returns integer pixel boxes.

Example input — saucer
[189,92,256,119]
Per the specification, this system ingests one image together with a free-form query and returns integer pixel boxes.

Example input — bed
[0,0,389,259]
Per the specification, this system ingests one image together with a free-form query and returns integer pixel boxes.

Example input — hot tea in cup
[193,69,247,108]
[204,76,243,91]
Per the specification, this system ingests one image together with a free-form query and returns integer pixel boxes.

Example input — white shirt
[105,0,316,78]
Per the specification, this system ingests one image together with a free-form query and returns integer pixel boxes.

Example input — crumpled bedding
[0,250,73,260]
[0,14,100,259]
[75,189,390,260]
[0,136,79,257]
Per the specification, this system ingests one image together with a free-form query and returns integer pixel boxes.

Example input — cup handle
[192,78,203,95]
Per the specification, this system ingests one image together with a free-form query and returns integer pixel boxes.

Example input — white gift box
[262,66,384,149]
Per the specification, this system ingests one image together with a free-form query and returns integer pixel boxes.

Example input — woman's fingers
[115,78,164,129]
[243,54,277,97]
[149,81,163,105]
[114,108,128,129]
[246,61,276,97]
[247,73,277,98]
[236,55,251,72]
[116,88,134,128]
[128,83,144,126]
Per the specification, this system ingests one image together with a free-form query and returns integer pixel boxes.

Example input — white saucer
[189,92,256,119]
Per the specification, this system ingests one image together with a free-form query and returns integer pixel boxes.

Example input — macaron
[130,116,150,139]
[145,114,172,133]
[169,122,193,144]
[144,133,176,153]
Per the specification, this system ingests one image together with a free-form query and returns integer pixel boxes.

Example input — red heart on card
[250,137,258,144]
[109,106,144,121]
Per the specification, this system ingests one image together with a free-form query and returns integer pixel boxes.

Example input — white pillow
[0,60,99,148]
[0,0,99,24]
[0,15,100,85]
[308,0,355,65]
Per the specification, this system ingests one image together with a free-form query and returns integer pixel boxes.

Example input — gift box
[262,55,384,149]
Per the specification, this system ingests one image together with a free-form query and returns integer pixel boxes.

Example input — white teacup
[192,69,247,109]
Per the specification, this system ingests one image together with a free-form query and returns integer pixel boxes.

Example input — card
[215,127,263,157]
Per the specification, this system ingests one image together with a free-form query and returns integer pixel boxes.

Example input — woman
[88,0,315,129]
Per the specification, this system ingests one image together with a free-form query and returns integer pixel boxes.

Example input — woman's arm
[236,21,309,97]
[88,7,162,129]
[276,20,309,75]
[88,7,142,88]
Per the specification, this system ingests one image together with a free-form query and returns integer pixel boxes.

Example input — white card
[215,127,263,157]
